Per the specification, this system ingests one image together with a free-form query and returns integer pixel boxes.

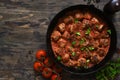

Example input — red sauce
[51,11,111,69]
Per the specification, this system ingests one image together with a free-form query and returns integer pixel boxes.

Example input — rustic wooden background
[0,0,120,80]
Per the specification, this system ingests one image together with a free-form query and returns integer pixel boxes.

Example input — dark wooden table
[0,0,120,80]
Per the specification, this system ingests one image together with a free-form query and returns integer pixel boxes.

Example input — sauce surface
[51,10,111,69]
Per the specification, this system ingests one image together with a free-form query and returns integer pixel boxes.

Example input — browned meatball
[97,49,106,57]
[89,30,100,38]
[66,24,76,33]
[75,13,84,19]
[62,53,70,62]
[83,13,92,20]
[57,38,67,48]
[62,31,70,39]
[83,52,91,59]
[91,39,99,48]
[52,47,62,56]
[91,54,99,64]
[64,16,74,24]
[91,17,99,24]
[99,39,109,47]
[64,59,77,67]
[101,31,109,38]
[58,23,65,33]
[71,51,80,60]
[82,19,92,27]
[51,31,61,41]
[78,58,86,67]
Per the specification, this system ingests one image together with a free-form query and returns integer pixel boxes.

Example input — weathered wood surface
[0,0,120,80]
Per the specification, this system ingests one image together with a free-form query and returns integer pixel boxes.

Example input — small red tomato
[52,65,62,73]
[44,57,54,67]
[33,61,43,72]
[42,68,52,78]
[36,50,46,61]
[51,74,61,80]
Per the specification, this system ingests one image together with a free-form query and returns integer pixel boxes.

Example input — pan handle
[103,0,120,14]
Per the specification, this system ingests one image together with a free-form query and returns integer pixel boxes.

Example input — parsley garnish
[76,32,81,36]
[72,52,76,56]
[96,58,120,80]
[80,38,85,44]
[57,56,61,61]
[81,47,86,51]
[72,41,76,45]
[74,19,79,23]
[107,29,111,35]
[88,46,94,51]
[85,27,91,35]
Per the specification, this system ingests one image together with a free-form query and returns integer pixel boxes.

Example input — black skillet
[46,0,119,76]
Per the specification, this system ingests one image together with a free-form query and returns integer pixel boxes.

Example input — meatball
[100,39,109,47]
[64,59,77,67]
[53,47,63,56]
[58,23,65,33]
[101,31,109,38]
[92,40,99,48]
[62,31,70,39]
[84,13,92,20]
[57,38,67,48]
[97,49,106,57]
[91,54,99,64]
[91,17,99,24]
[64,16,74,24]
[82,19,91,26]
[67,24,76,33]
[71,51,80,60]
[51,31,61,41]
[83,52,91,59]
[75,13,84,19]
[78,58,86,67]
[89,31,100,38]
[62,53,70,62]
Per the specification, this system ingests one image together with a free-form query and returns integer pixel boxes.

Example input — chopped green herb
[96,25,99,28]
[72,52,76,56]
[74,19,79,23]
[76,32,81,36]
[86,59,90,63]
[88,46,94,51]
[85,27,91,35]
[80,38,85,44]
[57,56,61,61]
[107,29,111,35]
[72,41,76,45]
[85,47,89,52]
[81,47,85,51]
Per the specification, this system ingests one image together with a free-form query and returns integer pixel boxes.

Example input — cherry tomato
[42,68,52,78]
[52,65,62,73]
[36,50,46,61]
[44,57,54,67]
[51,74,61,80]
[33,61,43,72]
